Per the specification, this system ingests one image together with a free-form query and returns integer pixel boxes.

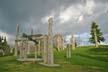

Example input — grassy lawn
[0,45,108,72]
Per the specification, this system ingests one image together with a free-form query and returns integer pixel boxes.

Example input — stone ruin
[53,34,64,51]
[14,17,78,67]
[15,17,59,67]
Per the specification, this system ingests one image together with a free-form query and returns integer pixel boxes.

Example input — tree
[89,22,105,47]
[0,36,1,41]
[0,36,9,56]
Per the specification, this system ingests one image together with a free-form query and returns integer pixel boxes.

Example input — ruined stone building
[53,34,64,51]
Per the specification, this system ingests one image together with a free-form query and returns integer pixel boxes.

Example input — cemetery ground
[0,45,108,72]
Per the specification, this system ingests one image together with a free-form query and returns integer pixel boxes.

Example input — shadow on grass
[88,46,108,55]
[76,53,108,62]
[89,48,108,52]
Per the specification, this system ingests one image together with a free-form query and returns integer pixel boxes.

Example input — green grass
[0,45,108,72]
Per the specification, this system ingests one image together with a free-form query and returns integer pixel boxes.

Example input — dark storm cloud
[0,0,84,35]
[0,0,55,34]
[0,0,47,34]
[95,0,108,3]
[0,0,108,39]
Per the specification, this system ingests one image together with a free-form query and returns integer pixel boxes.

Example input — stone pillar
[48,17,54,64]
[26,38,30,55]
[10,48,13,53]
[23,38,28,59]
[41,39,44,59]
[66,44,71,58]
[34,44,37,59]
[27,42,30,54]
[39,18,59,67]
[15,24,19,56]
[15,40,18,56]
[40,39,43,58]
[57,38,60,51]
[93,29,98,47]
[43,35,48,64]
[62,38,64,50]
[72,33,75,50]
[37,40,41,57]
[19,42,22,59]
[19,38,24,59]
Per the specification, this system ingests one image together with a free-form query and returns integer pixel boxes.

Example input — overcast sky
[0,0,108,44]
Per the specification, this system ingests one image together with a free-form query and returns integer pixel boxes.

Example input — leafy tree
[0,36,1,40]
[89,22,105,44]
[3,37,8,46]
[0,36,9,56]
